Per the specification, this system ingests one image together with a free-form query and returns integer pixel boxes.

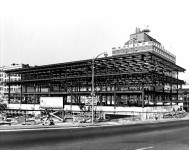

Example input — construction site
[0,28,188,125]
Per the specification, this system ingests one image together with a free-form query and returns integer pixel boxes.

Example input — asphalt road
[1,120,189,150]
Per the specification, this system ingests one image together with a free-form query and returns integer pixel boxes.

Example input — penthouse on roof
[112,27,176,63]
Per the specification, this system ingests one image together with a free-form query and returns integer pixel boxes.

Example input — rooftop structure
[112,27,176,63]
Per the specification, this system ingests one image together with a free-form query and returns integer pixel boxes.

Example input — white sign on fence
[40,97,63,108]
[85,97,98,105]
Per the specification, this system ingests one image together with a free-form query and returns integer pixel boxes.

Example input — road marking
[135,146,153,150]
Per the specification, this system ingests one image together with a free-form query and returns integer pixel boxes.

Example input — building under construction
[5,28,186,110]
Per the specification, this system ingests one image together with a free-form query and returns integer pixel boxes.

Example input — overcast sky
[0,0,189,83]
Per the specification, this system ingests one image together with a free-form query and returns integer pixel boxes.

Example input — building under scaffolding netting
[4,28,186,111]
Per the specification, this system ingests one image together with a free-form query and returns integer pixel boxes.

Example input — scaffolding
[5,51,185,108]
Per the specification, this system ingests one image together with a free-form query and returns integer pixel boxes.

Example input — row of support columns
[7,84,178,106]
[7,71,181,107]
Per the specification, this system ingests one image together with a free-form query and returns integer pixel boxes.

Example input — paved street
[1,120,189,150]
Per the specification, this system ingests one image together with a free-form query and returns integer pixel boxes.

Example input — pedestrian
[42,108,50,125]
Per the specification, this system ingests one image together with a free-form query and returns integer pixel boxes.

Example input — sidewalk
[1,114,189,131]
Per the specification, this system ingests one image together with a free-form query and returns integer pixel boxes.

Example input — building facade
[177,84,189,111]
[0,64,29,103]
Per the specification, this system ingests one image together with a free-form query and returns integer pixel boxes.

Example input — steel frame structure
[5,51,185,107]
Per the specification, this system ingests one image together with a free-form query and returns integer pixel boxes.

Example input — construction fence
[0,108,188,126]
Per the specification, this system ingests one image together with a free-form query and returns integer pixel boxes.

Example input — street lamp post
[91,52,108,124]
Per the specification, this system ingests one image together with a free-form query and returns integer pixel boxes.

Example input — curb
[1,117,189,131]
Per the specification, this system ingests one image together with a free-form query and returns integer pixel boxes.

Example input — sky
[0,0,189,83]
